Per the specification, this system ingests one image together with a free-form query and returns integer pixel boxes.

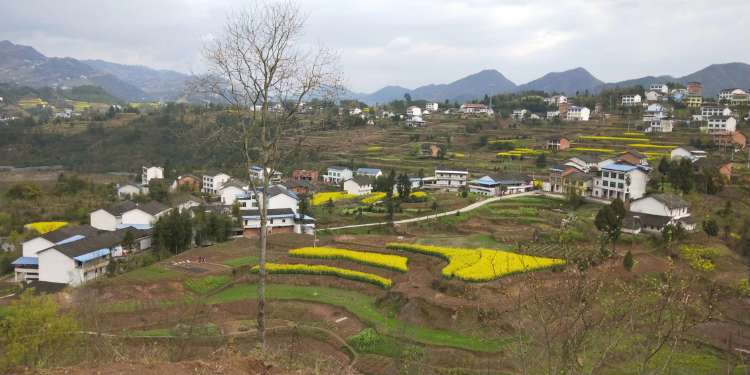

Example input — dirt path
[323,191,538,231]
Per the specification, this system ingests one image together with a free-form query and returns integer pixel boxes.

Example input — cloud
[0,0,749,92]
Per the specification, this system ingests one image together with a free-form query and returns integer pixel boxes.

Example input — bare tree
[194,0,340,349]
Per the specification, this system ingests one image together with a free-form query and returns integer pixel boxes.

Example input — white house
[219,180,249,206]
[349,107,363,116]
[624,193,695,234]
[343,176,374,196]
[249,166,282,183]
[406,106,422,117]
[202,172,231,195]
[592,163,650,201]
[90,201,170,231]
[236,184,300,213]
[426,102,439,111]
[649,84,669,95]
[670,146,707,162]
[468,174,533,196]
[117,183,145,199]
[459,103,493,115]
[704,116,737,134]
[240,208,315,237]
[565,156,599,173]
[644,118,673,133]
[142,166,164,185]
[512,109,528,120]
[697,106,733,120]
[406,116,426,127]
[566,106,590,121]
[544,95,567,106]
[14,225,99,283]
[323,166,353,184]
[173,195,204,213]
[356,168,383,178]
[621,94,642,106]
[433,168,469,191]
[645,91,663,102]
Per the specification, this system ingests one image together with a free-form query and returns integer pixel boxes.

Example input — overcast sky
[1,0,749,93]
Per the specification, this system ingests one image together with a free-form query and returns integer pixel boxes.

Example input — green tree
[702,218,719,237]
[6,183,42,200]
[0,290,80,371]
[298,195,310,216]
[595,200,625,256]
[396,173,411,200]
[657,157,671,191]
[623,250,634,271]
[148,178,169,203]
[535,153,547,168]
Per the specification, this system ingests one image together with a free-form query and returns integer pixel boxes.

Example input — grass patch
[208,283,515,352]
[185,275,231,295]
[125,323,221,337]
[348,328,423,358]
[116,265,180,282]
[223,256,259,267]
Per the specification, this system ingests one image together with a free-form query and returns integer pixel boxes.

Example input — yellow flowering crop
[312,192,358,206]
[387,243,565,282]
[410,191,427,199]
[627,143,677,149]
[579,135,649,142]
[289,246,408,272]
[251,263,392,288]
[361,192,387,204]
[25,221,68,234]
[571,147,615,153]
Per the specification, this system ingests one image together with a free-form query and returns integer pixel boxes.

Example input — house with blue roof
[592,162,650,201]
[355,167,383,178]
[468,174,533,196]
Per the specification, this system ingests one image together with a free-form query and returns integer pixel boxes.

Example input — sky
[1,0,749,93]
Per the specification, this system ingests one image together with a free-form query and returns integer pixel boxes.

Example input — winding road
[321,191,538,231]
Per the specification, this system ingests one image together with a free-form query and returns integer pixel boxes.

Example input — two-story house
[592,163,650,201]
[433,168,469,191]
[323,166,353,184]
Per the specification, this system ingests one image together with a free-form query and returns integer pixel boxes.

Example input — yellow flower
[289,246,408,272]
[312,192,358,206]
[25,221,68,234]
[251,263,392,288]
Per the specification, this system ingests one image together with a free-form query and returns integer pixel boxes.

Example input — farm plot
[289,246,408,272]
[387,243,565,282]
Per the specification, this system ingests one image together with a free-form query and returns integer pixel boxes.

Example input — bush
[623,250,634,271]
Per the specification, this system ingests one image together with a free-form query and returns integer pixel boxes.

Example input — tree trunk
[257,175,271,349]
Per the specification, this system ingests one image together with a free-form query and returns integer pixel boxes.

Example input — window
[270,219,274,224]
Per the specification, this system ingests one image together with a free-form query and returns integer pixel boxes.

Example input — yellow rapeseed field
[289,246,408,272]
[387,243,565,282]
[361,192,387,204]
[312,192,358,206]
[251,263,392,288]
[24,221,68,234]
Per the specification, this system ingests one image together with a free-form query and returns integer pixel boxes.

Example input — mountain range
[0,40,190,102]
[349,64,750,104]
[1,40,749,105]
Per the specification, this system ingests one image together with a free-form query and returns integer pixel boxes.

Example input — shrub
[289,246,408,272]
[184,275,231,294]
[251,263,392,288]
[623,250,634,271]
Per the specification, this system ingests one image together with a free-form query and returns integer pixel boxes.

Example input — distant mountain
[0,40,188,102]
[362,85,411,104]
[82,59,189,100]
[516,67,603,95]
[598,63,750,96]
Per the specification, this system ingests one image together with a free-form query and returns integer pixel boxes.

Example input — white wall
[22,237,55,257]
[38,249,79,285]
[343,180,372,195]
[91,209,118,231]
[268,193,300,211]
[220,186,246,205]
[122,209,156,227]
[117,185,141,198]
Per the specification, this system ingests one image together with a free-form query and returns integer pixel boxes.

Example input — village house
[425,102,439,111]
[406,106,422,118]
[468,174,533,196]
[219,179,249,205]
[565,155,599,173]
[545,137,570,151]
[713,131,747,150]
[292,169,319,181]
[670,146,708,162]
[142,166,164,185]
[621,94,642,106]
[117,183,146,199]
[170,174,201,192]
[433,168,469,191]
[649,83,669,95]
[703,116,737,134]
[419,143,441,158]
[687,82,703,96]
[323,166,353,184]
[202,172,231,195]
[565,106,590,121]
[406,116,426,127]
[617,150,650,167]
[239,208,315,237]
[545,165,594,196]
[546,110,560,119]
[14,225,99,282]
[696,106,732,121]
[343,176,374,196]
[459,103,493,116]
[644,118,673,133]
[356,167,383,178]
[283,179,315,196]
[645,91,663,102]
[249,166,283,183]
[173,195,204,213]
[592,162,650,201]
[512,109,528,120]
[90,201,170,231]
[624,193,695,234]
[236,184,300,212]
[544,95,567,106]
[685,95,703,108]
